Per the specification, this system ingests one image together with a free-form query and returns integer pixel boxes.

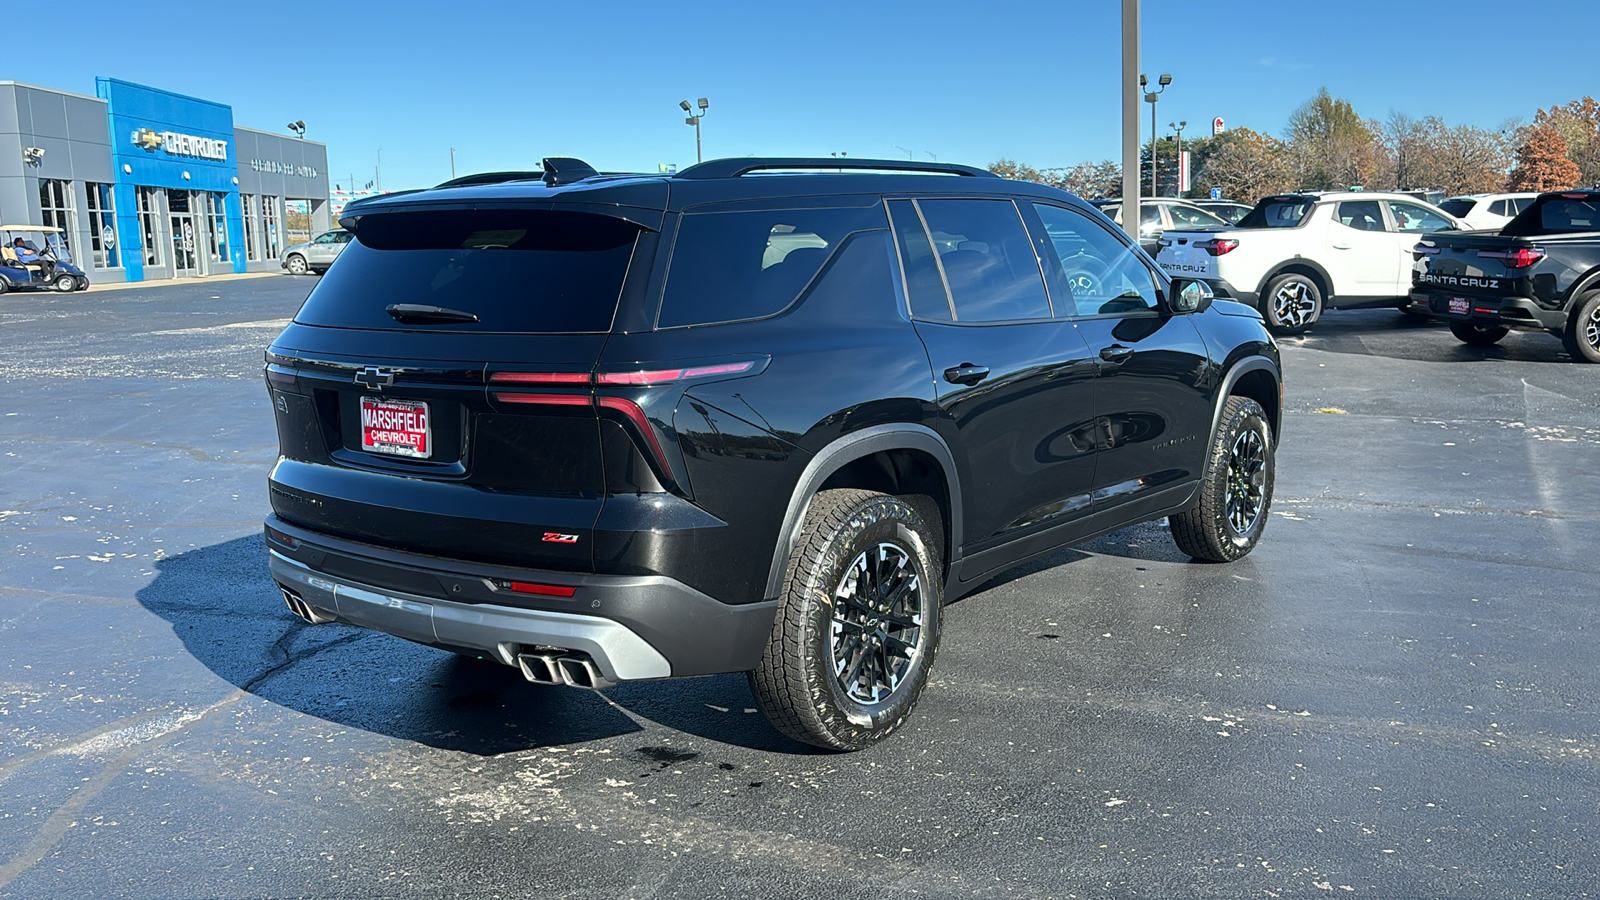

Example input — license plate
[1447,297,1470,315]
[360,396,431,458]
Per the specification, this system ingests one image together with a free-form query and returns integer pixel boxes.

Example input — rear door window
[888,200,954,320]
[658,205,884,328]
[1335,200,1386,231]
[295,208,642,333]
[913,198,1053,322]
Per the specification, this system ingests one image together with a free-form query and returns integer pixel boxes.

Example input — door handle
[1099,344,1135,364]
[1331,242,1352,249]
[943,364,990,386]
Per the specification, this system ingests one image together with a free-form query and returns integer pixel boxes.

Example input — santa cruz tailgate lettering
[1418,273,1503,290]
[360,397,431,458]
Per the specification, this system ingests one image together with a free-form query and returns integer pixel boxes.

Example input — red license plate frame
[1447,297,1470,315]
[360,396,431,459]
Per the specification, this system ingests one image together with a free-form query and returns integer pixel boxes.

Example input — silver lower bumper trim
[268,550,671,682]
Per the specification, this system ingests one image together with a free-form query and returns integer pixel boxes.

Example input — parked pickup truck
[1154,192,1467,334]
[1408,189,1600,362]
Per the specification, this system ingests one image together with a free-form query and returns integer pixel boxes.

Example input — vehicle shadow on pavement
[1285,310,1573,364]
[136,535,814,756]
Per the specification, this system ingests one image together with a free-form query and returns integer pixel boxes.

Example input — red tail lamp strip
[596,396,669,464]
[490,392,593,406]
[489,371,592,385]
[596,360,754,385]
[509,581,577,598]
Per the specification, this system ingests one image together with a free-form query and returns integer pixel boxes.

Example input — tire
[285,254,308,275]
[748,489,942,750]
[1260,273,1323,335]
[1449,321,1509,346]
[1561,291,1600,364]
[52,273,78,292]
[1170,396,1275,562]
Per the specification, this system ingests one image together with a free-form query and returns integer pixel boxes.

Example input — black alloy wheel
[1170,396,1275,562]
[749,489,942,750]
[1261,273,1322,335]
[1562,292,1600,364]
[1449,321,1509,346]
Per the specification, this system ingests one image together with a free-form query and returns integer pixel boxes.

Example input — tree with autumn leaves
[990,89,1600,202]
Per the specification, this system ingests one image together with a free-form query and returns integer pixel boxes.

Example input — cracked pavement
[1,280,1597,898]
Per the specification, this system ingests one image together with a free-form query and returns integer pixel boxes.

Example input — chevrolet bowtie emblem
[132,128,162,151]
[354,367,396,391]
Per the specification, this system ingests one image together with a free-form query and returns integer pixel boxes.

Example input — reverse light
[1195,238,1238,256]
[1477,247,1545,268]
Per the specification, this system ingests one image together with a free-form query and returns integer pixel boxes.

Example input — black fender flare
[1255,259,1335,304]
[762,423,964,600]
[1210,356,1282,444]
[1564,265,1600,309]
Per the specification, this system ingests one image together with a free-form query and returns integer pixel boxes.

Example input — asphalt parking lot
[1,277,1596,898]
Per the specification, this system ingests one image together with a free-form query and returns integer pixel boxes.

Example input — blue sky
[14,0,1597,190]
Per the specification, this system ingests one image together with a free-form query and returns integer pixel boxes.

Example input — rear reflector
[508,581,577,598]
[265,525,298,548]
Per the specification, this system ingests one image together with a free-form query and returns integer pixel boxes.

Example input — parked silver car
[281,229,353,275]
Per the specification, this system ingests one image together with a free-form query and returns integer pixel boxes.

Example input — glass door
[169,191,197,277]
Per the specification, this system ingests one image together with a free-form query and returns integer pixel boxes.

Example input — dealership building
[0,77,330,283]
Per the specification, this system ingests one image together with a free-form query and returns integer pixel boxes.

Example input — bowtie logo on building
[132,128,162,151]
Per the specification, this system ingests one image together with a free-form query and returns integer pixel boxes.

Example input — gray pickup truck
[1408,189,1600,362]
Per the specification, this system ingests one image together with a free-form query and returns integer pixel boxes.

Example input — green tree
[987,158,1045,184]
[1286,89,1378,190]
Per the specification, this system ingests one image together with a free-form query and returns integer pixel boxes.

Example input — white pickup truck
[1152,192,1469,334]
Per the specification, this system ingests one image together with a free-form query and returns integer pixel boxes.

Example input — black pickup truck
[1408,189,1600,362]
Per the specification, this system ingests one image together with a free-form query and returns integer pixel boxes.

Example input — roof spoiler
[674,157,996,180]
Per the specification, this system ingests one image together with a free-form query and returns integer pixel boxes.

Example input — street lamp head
[1139,73,1148,87]
[686,117,697,126]
[679,100,692,112]
[1158,74,1172,86]
[697,97,708,110]
[1144,92,1158,104]
[1179,120,1187,128]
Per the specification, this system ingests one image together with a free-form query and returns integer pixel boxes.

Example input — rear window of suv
[294,208,642,333]
[1238,197,1315,228]
[1503,194,1600,236]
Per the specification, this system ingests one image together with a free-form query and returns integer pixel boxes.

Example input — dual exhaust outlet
[279,586,613,690]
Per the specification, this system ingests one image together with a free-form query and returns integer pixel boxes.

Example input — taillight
[488,371,590,385]
[1195,238,1238,256]
[596,361,756,385]
[1477,247,1545,268]
[489,392,591,406]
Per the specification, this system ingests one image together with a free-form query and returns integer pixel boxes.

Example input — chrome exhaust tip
[556,656,614,690]
[516,652,562,685]
[280,586,333,625]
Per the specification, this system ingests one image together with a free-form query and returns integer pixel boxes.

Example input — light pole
[1142,73,1170,197]
[680,98,708,163]
[450,147,456,179]
[1120,0,1139,238]
[286,120,305,140]
[1170,120,1187,196]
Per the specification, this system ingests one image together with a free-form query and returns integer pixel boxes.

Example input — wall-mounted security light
[24,146,45,165]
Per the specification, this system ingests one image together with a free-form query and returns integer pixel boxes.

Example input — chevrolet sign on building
[131,127,228,162]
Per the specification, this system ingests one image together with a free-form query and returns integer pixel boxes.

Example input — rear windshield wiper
[385,303,480,324]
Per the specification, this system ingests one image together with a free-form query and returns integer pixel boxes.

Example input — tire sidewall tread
[1169,396,1274,563]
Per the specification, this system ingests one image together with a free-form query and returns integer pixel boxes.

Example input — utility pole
[1120,0,1140,237]
[450,147,456,179]
[1144,74,1170,197]
[1170,120,1187,196]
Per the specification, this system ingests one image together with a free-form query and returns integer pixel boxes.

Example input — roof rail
[434,171,545,189]
[674,157,996,180]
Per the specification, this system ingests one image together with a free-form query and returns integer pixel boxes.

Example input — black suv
[264,157,1282,750]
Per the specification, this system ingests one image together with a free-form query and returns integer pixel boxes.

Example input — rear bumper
[264,515,777,681]
[1407,291,1566,330]
[1200,277,1258,308]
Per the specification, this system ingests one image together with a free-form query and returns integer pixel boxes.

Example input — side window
[314,232,338,244]
[1489,199,1509,217]
[659,205,883,328]
[1031,202,1160,316]
[1167,204,1227,228]
[1335,200,1385,232]
[1387,201,1453,233]
[914,199,1053,322]
[335,232,354,243]
[888,200,953,321]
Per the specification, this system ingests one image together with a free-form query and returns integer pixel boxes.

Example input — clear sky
[13,0,1597,190]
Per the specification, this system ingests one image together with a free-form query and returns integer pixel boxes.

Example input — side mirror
[1170,277,1213,313]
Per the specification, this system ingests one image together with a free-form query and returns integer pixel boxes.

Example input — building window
[137,186,163,267]
[38,179,75,255]
[206,193,230,263]
[85,183,120,269]
[240,194,259,262]
[261,195,281,260]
